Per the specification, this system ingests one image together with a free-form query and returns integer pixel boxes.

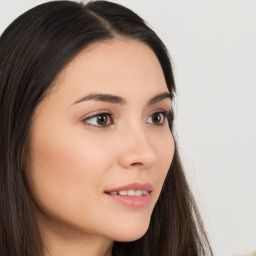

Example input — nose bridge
[118,120,158,168]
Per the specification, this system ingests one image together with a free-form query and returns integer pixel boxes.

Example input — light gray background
[0,0,255,255]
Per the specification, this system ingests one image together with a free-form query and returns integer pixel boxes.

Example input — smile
[106,190,149,196]
[104,182,152,207]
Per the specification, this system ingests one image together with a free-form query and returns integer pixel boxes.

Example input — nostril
[131,162,143,167]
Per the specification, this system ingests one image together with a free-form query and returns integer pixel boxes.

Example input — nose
[117,125,158,170]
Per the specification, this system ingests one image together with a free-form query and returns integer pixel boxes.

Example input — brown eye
[83,113,113,127]
[146,112,167,125]
[96,114,109,125]
[152,113,163,124]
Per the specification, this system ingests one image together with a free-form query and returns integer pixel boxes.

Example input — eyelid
[146,110,168,125]
[81,110,113,128]
[80,108,174,129]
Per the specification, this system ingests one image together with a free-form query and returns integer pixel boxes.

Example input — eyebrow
[147,92,173,105]
[73,92,173,105]
[74,93,126,105]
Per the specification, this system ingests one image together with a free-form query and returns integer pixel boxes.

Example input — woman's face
[26,39,175,243]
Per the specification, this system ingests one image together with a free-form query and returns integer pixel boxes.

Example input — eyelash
[82,111,114,129]
[82,110,173,129]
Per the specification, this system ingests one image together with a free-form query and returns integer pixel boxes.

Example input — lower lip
[105,193,151,207]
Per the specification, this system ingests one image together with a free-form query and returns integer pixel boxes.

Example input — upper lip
[105,182,153,193]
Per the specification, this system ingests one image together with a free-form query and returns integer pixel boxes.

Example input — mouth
[104,182,153,207]
[105,189,149,197]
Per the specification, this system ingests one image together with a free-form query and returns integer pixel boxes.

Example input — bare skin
[26,39,175,256]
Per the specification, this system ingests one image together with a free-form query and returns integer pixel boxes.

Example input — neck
[44,236,113,256]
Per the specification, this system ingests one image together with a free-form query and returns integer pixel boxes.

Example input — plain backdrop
[0,0,255,255]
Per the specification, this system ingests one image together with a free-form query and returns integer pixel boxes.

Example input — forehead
[51,39,168,102]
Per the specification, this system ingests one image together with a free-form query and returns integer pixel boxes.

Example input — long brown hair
[0,1,213,255]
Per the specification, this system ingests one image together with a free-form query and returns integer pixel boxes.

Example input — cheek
[152,132,175,195]
[163,134,175,172]
[25,125,114,219]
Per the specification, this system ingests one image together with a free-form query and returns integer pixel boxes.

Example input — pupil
[97,115,108,125]
[152,113,161,123]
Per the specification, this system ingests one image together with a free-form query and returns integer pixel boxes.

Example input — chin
[111,219,150,242]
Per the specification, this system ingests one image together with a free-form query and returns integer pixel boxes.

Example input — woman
[0,1,213,256]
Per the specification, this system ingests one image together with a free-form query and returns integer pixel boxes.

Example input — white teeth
[135,190,142,196]
[128,190,136,196]
[119,190,128,196]
[109,190,149,196]
[141,190,148,196]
